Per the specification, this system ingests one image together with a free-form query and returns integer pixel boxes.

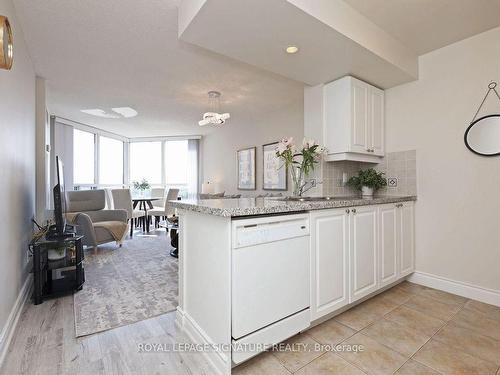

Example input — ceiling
[12,0,500,137]
[12,0,304,137]
[344,0,500,55]
[180,0,418,89]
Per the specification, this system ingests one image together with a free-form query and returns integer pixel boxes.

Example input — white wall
[0,0,36,355]
[201,103,304,195]
[385,26,500,292]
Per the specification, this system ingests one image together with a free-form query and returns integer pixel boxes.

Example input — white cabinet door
[370,87,385,156]
[310,209,349,320]
[350,79,369,154]
[399,202,415,277]
[350,205,378,302]
[378,204,398,287]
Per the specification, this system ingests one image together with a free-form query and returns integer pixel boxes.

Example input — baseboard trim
[176,307,231,375]
[408,271,500,307]
[0,275,32,367]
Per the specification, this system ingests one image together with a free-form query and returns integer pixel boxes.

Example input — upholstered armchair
[65,190,128,248]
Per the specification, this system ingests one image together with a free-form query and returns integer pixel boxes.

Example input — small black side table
[30,235,85,305]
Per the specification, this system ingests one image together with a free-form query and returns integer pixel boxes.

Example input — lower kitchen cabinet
[310,208,349,320]
[349,205,378,302]
[399,202,415,277]
[310,201,415,321]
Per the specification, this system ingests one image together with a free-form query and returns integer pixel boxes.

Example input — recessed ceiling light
[285,45,299,54]
[111,107,138,118]
[81,107,138,119]
[81,109,120,119]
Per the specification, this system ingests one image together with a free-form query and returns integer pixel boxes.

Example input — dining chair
[149,188,180,228]
[150,187,166,208]
[111,188,146,238]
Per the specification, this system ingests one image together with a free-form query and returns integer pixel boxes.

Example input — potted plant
[347,168,387,198]
[275,137,326,197]
[133,179,151,196]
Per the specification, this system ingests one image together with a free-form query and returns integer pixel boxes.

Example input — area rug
[74,231,178,337]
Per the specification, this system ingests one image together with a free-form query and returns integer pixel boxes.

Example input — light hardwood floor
[0,295,215,375]
[2,282,500,374]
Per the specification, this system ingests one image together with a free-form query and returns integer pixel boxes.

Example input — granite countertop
[169,196,417,218]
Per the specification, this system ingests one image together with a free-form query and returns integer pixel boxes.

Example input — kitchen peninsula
[170,196,416,374]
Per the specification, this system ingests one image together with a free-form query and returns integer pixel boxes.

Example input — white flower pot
[361,186,374,198]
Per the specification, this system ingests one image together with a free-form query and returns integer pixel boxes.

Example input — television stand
[29,233,85,305]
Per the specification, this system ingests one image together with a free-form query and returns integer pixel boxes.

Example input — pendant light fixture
[198,91,230,126]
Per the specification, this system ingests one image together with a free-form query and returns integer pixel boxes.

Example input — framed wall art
[237,147,256,190]
[263,142,287,190]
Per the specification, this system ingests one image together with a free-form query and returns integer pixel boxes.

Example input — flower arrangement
[276,137,326,196]
[133,179,151,191]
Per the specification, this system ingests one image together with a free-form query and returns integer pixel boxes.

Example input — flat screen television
[53,155,67,236]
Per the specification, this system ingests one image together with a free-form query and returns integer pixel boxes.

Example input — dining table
[132,197,159,233]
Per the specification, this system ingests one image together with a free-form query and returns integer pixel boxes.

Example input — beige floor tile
[362,318,429,357]
[433,321,500,366]
[334,296,399,331]
[306,319,356,346]
[394,281,428,295]
[413,339,498,375]
[394,360,439,375]
[271,334,324,373]
[465,300,500,321]
[337,333,407,375]
[404,294,461,321]
[385,306,445,336]
[294,353,365,375]
[233,352,291,375]
[378,287,412,305]
[418,288,468,307]
[452,308,500,340]
[334,304,381,331]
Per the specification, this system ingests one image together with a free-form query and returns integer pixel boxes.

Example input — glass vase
[290,166,305,197]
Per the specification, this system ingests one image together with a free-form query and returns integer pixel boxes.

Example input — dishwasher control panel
[232,214,310,248]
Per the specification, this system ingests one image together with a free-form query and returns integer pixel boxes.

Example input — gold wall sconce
[0,15,13,70]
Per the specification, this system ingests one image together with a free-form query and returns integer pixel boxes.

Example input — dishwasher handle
[233,215,310,248]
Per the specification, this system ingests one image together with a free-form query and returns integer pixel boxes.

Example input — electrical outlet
[387,177,398,187]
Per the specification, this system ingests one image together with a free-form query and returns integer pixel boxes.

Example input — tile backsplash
[322,150,417,197]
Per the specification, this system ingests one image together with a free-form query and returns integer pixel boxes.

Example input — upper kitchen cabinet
[305,76,385,163]
[325,76,385,162]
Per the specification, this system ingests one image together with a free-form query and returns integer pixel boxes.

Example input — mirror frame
[0,15,13,70]
[464,114,500,157]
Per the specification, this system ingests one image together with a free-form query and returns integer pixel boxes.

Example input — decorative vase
[290,167,305,197]
[361,186,374,198]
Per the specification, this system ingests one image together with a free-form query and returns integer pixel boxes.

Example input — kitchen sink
[279,196,354,202]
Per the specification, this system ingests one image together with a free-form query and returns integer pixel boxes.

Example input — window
[165,140,188,185]
[99,136,124,185]
[73,129,95,185]
[129,141,162,184]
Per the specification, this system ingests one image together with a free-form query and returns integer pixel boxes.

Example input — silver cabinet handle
[346,209,350,214]
[352,208,357,214]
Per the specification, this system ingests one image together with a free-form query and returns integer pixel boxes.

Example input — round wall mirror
[464,114,500,156]
[0,15,13,70]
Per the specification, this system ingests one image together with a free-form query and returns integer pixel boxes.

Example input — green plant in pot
[347,168,387,198]
[133,179,151,196]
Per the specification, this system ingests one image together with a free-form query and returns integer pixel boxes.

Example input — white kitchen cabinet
[323,76,385,162]
[378,202,415,286]
[378,204,399,287]
[349,205,378,302]
[310,208,349,320]
[399,202,415,276]
[310,201,414,321]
